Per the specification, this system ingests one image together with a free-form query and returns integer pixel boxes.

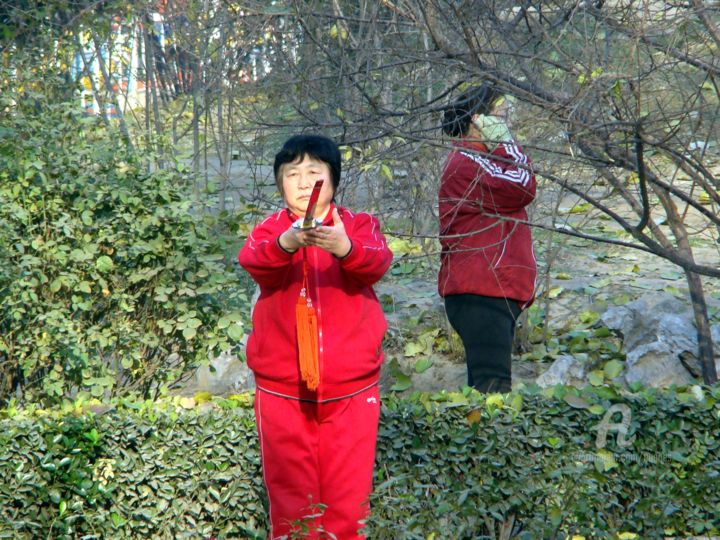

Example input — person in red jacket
[238,134,393,539]
[438,84,537,393]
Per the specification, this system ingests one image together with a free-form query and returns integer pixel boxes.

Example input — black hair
[273,134,342,190]
[441,84,503,138]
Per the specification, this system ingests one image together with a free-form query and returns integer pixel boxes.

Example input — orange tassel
[296,259,319,390]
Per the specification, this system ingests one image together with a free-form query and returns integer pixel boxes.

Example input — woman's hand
[472,114,513,143]
[278,225,310,253]
[278,208,352,257]
[304,208,352,257]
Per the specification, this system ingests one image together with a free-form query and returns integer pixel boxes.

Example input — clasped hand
[279,208,352,258]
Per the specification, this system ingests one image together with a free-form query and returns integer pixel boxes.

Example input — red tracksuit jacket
[438,139,537,305]
[238,204,393,402]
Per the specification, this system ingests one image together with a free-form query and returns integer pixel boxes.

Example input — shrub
[0,386,718,539]
[0,73,248,405]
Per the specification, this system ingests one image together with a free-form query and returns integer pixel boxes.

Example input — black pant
[444,294,521,393]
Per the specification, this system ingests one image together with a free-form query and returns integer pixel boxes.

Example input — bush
[367,385,720,539]
[0,385,718,539]
[0,395,265,539]
[0,73,248,405]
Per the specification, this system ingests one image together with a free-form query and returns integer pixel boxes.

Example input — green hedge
[1,385,718,539]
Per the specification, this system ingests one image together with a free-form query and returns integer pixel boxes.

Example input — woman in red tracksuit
[238,134,392,539]
[439,85,537,393]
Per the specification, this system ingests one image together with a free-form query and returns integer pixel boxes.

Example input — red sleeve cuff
[335,239,353,260]
[274,235,297,257]
[338,239,365,267]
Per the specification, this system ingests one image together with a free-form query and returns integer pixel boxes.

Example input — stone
[378,354,466,393]
[535,354,588,387]
[601,293,700,387]
[187,349,255,396]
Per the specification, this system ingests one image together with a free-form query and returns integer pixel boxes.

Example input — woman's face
[280,155,335,219]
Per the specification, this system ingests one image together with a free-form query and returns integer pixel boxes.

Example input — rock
[535,354,588,387]
[379,354,466,393]
[408,358,467,393]
[186,349,255,396]
[183,286,259,396]
[601,293,700,387]
[374,279,444,327]
[513,359,545,386]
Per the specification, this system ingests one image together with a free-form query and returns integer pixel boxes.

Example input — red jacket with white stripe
[238,205,393,402]
[438,139,537,305]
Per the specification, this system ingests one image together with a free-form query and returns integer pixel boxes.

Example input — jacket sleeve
[449,142,536,215]
[237,215,294,289]
[337,211,393,287]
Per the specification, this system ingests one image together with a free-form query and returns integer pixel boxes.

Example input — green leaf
[579,310,599,325]
[217,316,232,329]
[569,202,592,214]
[404,341,424,357]
[589,404,606,415]
[391,372,412,392]
[589,370,605,386]
[415,357,433,374]
[227,325,244,341]
[71,248,92,262]
[110,512,125,527]
[548,286,564,299]
[594,327,612,338]
[77,281,92,294]
[564,394,590,409]
[185,318,202,329]
[664,286,683,297]
[95,255,114,273]
[549,506,562,526]
[182,327,197,340]
[595,449,619,471]
[603,360,624,380]
[612,294,631,305]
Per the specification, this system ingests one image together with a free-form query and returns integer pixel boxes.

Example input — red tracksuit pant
[255,385,380,540]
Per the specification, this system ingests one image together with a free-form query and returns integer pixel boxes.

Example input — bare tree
[238,0,719,382]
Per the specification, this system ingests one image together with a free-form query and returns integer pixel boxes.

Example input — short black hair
[273,134,342,190]
[441,84,503,138]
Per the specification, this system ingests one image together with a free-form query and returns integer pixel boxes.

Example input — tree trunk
[216,22,227,214]
[142,17,164,168]
[74,34,111,129]
[91,33,133,150]
[685,269,718,384]
[652,184,718,384]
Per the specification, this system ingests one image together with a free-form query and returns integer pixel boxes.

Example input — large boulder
[601,293,718,387]
[535,354,589,387]
[185,349,255,396]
